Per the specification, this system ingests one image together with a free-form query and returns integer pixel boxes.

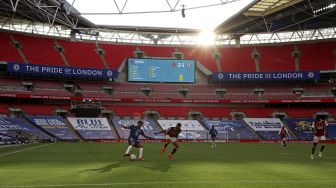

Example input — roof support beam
[51,7,58,27]
[9,0,20,12]
[166,0,180,11]
[113,0,128,14]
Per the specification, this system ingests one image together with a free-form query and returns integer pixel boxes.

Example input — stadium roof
[1,0,336,45]
[245,0,303,17]
[217,0,336,34]
[68,0,255,32]
[0,0,335,34]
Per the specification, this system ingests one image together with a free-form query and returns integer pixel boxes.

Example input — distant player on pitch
[122,120,153,161]
[311,116,328,159]
[279,125,288,149]
[209,125,218,149]
[155,123,182,160]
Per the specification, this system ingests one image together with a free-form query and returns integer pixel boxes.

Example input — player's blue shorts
[128,137,141,147]
[211,135,217,140]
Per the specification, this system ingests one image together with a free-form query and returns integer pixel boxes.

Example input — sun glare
[197,30,215,46]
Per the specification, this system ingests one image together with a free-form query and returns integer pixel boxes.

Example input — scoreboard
[127,58,195,83]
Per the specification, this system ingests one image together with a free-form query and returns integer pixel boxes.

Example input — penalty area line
[0,143,53,157]
[4,180,336,188]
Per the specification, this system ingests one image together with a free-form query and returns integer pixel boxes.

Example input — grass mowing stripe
[5,180,336,188]
[1,143,335,188]
[0,143,53,157]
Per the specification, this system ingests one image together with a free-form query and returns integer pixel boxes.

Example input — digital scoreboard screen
[128,58,195,83]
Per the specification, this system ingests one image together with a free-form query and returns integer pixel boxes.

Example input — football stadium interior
[1,0,336,187]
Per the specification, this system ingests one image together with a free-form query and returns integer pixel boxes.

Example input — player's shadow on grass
[80,160,172,173]
[144,161,172,173]
[80,161,132,173]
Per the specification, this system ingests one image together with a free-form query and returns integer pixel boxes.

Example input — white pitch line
[0,144,28,149]
[0,143,53,157]
[4,180,336,188]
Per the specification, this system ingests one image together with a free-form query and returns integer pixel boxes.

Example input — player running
[279,125,288,149]
[311,116,328,159]
[209,125,218,149]
[155,123,182,160]
[122,120,153,161]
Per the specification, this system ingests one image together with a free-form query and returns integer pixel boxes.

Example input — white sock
[125,145,133,154]
[139,148,144,158]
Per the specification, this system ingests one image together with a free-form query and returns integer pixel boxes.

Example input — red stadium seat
[257,45,295,71]
[58,40,104,68]
[13,104,56,115]
[0,103,9,114]
[0,33,23,62]
[13,34,65,66]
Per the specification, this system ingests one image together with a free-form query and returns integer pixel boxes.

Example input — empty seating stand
[193,107,231,117]
[150,106,191,117]
[149,93,184,100]
[236,108,275,118]
[13,34,64,66]
[179,46,218,72]
[33,80,64,89]
[78,83,104,91]
[112,83,142,92]
[112,92,147,99]
[33,88,73,97]
[0,32,23,62]
[218,47,256,72]
[13,104,56,115]
[80,90,111,98]
[0,78,23,87]
[58,40,104,68]
[140,46,174,58]
[257,45,295,71]
[299,42,335,71]
[0,104,9,114]
[105,105,148,116]
[100,44,134,69]
[279,108,319,118]
[1,31,336,72]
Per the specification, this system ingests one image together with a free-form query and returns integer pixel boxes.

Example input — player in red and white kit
[279,126,288,149]
[155,123,182,160]
[311,116,328,159]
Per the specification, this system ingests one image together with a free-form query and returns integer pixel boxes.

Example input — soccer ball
[130,154,136,161]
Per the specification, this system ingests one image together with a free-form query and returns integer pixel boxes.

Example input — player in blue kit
[122,120,153,160]
[209,125,218,149]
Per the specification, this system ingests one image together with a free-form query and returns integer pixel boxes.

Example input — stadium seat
[13,34,65,66]
[58,40,104,68]
[0,33,23,62]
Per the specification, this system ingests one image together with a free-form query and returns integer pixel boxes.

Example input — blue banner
[0,118,22,139]
[7,62,118,79]
[0,117,52,139]
[112,118,163,139]
[213,71,320,81]
[327,123,336,139]
[0,134,12,143]
[202,120,259,140]
[26,115,79,140]
[284,118,315,141]
[67,117,118,140]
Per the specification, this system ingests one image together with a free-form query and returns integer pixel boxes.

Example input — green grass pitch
[0,142,336,188]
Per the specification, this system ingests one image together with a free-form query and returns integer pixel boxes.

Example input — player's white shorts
[313,135,326,143]
[166,135,177,143]
[281,137,287,141]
